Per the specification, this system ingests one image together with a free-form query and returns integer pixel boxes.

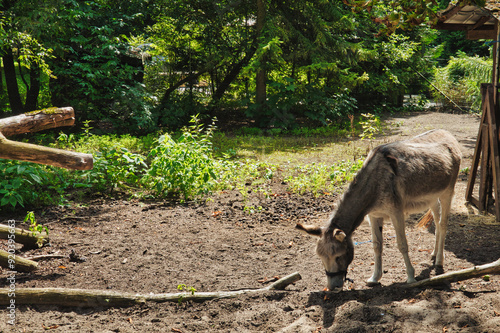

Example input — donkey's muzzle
[325,270,347,292]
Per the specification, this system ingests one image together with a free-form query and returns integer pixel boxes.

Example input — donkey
[297,129,462,292]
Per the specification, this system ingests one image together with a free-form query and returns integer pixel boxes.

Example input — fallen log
[406,258,500,288]
[0,107,75,137]
[0,249,38,272]
[0,133,93,170]
[0,223,49,249]
[0,272,301,307]
[0,107,93,170]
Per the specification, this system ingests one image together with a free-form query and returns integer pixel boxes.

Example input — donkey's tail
[417,210,434,229]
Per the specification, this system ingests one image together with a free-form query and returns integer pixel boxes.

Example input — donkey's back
[366,129,462,215]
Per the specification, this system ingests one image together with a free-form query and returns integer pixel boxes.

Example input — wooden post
[465,84,500,220]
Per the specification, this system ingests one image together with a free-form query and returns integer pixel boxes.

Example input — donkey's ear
[296,223,323,237]
[333,228,346,242]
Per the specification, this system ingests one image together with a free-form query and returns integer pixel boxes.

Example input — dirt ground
[1,111,500,333]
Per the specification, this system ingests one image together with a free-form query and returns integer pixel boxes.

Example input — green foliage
[245,78,359,128]
[176,284,196,305]
[85,147,147,192]
[285,159,363,196]
[144,116,228,201]
[432,52,491,111]
[0,161,50,209]
[353,31,431,106]
[359,113,382,140]
[23,211,49,245]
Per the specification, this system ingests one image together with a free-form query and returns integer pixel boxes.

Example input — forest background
[0,0,493,211]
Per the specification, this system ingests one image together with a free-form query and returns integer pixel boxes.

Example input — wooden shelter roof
[434,1,500,39]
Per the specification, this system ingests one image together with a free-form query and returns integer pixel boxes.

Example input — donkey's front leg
[367,216,384,286]
[391,212,416,284]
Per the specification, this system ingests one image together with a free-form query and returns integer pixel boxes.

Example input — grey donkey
[297,129,462,292]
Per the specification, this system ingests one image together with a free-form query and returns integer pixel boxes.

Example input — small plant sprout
[23,211,49,247]
[177,284,197,305]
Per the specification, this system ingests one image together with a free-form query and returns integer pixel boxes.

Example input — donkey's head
[297,223,354,292]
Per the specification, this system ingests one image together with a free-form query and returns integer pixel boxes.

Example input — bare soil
[1,111,500,333]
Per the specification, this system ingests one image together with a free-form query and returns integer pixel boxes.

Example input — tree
[1,0,158,132]
[0,0,55,114]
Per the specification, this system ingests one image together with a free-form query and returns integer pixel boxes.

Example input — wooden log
[0,272,302,307]
[0,223,49,249]
[0,250,38,272]
[405,258,500,288]
[0,133,93,170]
[0,107,75,137]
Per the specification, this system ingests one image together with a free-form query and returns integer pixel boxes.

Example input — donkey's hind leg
[433,191,453,267]
[429,199,441,260]
[391,211,416,284]
[367,216,384,286]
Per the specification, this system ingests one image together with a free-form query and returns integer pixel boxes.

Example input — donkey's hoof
[406,277,417,284]
[366,279,381,287]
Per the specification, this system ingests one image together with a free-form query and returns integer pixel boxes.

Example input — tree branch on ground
[405,258,500,288]
[0,272,302,307]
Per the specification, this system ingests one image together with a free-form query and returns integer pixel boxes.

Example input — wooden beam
[434,22,495,31]
[467,29,497,40]
[484,85,500,219]
[466,84,489,202]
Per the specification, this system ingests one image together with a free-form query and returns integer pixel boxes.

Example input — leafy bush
[0,161,53,209]
[144,116,230,201]
[432,52,491,112]
[245,79,358,128]
[84,147,147,192]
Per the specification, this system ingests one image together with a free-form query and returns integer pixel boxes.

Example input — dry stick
[405,258,500,288]
[0,272,301,307]
[25,254,68,261]
[0,250,38,272]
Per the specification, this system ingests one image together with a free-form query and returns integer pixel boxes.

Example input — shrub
[144,116,230,201]
[432,52,491,112]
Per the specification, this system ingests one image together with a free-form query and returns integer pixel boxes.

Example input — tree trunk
[0,272,301,307]
[255,0,267,110]
[211,43,258,105]
[0,223,49,249]
[24,64,40,111]
[158,69,209,108]
[2,49,24,114]
[0,250,38,272]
